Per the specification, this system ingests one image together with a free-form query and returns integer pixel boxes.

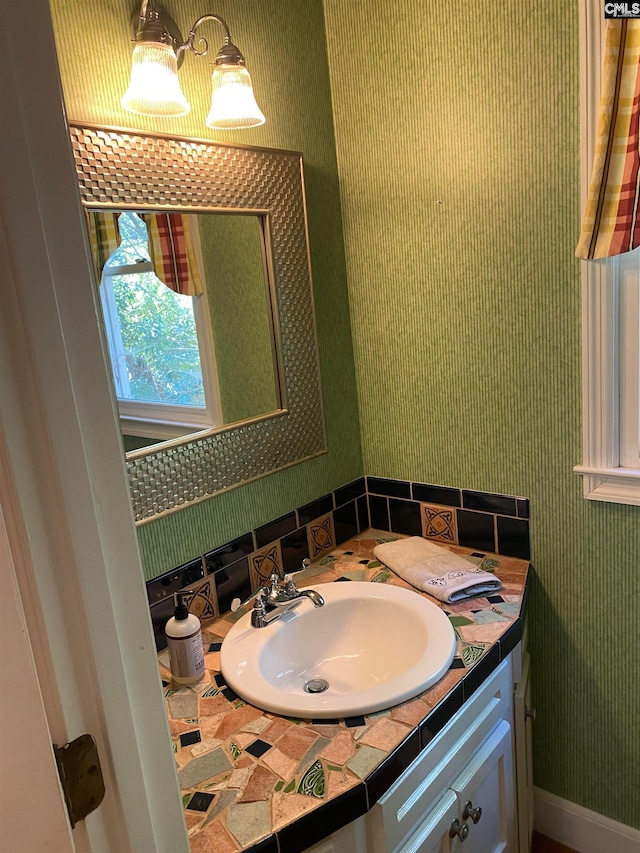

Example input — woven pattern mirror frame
[69,123,326,523]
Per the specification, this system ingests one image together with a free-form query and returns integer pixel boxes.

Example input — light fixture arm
[177,14,245,66]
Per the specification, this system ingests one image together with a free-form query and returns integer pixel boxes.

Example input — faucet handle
[231,587,266,613]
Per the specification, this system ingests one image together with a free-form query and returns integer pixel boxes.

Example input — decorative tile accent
[307,513,335,558]
[421,503,458,544]
[461,643,486,667]
[297,760,325,798]
[186,578,217,622]
[249,542,284,590]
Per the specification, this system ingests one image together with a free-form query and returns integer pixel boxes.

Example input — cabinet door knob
[525,707,537,721]
[449,818,469,840]
[462,800,482,824]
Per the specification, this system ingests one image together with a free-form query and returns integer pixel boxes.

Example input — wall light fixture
[121,0,265,130]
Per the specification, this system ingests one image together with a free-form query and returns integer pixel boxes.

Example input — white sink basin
[220,581,456,719]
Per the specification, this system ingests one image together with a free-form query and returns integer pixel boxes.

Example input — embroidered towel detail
[373,537,502,603]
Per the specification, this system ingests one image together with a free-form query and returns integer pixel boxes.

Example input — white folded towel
[373,537,502,603]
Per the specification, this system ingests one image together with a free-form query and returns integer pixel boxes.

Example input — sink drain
[304,678,329,694]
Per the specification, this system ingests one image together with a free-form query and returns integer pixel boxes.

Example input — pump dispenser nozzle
[173,591,193,620]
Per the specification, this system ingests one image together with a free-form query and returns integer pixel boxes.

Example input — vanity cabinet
[305,650,526,853]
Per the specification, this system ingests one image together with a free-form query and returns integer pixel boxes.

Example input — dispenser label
[167,631,204,679]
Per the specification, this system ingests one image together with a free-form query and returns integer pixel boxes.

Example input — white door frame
[0,1,188,850]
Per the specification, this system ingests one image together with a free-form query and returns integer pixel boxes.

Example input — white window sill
[574,465,640,505]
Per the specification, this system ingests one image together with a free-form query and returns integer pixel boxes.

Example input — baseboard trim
[534,787,640,853]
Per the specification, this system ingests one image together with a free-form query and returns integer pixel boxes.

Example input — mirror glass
[70,123,326,524]
[90,209,282,453]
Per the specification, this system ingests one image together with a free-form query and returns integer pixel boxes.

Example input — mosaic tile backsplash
[146,477,530,650]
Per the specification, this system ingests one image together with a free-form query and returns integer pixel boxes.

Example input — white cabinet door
[398,790,459,853]
[514,651,534,853]
[449,720,516,853]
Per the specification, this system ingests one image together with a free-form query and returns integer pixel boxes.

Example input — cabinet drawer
[368,657,512,853]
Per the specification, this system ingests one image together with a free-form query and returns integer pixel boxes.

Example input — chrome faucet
[232,566,324,628]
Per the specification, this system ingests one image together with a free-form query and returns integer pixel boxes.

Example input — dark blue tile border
[146,476,530,666]
[368,494,390,530]
[497,516,531,559]
[365,728,421,805]
[462,490,517,516]
[457,509,496,552]
[357,494,369,532]
[461,643,501,701]
[245,834,279,853]
[412,482,462,507]
[281,526,310,574]
[333,500,358,545]
[204,533,254,575]
[298,494,334,526]
[389,498,422,536]
[366,476,412,499]
[419,682,464,749]
[146,557,204,605]
[334,477,366,508]
[214,558,251,615]
[276,783,368,853]
[255,512,298,549]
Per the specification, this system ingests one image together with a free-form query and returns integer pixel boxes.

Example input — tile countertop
[158,530,530,853]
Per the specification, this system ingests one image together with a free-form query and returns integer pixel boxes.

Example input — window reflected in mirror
[89,209,284,454]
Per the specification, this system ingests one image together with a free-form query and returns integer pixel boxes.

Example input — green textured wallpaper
[199,215,278,425]
[324,0,639,830]
[48,0,363,577]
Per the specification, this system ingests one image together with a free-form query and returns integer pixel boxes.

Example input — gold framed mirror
[69,123,326,524]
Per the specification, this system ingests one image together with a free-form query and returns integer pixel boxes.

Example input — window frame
[574,0,640,505]
[100,213,221,442]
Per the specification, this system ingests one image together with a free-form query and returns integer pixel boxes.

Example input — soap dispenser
[165,591,205,685]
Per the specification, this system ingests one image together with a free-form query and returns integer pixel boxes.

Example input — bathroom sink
[220,581,456,719]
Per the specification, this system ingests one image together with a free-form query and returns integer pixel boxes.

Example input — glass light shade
[205,65,266,130]
[121,42,190,117]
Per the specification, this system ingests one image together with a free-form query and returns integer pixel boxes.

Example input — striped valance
[87,211,203,296]
[576,19,640,259]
